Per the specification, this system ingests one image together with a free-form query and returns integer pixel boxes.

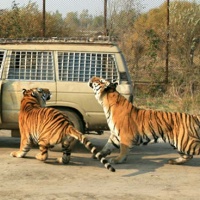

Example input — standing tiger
[89,76,200,165]
[10,88,115,172]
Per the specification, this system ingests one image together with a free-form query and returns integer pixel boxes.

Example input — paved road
[0,130,200,200]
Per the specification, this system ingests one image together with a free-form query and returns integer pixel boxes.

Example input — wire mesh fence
[0,0,200,100]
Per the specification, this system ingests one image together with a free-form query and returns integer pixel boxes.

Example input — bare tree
[107,0,142,37]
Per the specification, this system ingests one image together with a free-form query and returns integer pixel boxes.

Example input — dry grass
[133,84,200,115]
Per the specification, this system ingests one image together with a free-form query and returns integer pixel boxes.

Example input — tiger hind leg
[168,153,193,165]
[57,138,75,164]
[35,144,48,161]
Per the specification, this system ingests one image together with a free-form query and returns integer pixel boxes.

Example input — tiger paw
[56,156,70,164]
[35,153,48,161]
[10,151,17,157]
[109,156,127,164]
[62,155,71,164]
[109,158,119,164]
[10,151,25,158]
[168,156,193,165]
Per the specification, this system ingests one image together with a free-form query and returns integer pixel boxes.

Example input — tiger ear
[31,88,38,97]
[37,88,42,92]
[100,79,110,88]
[107,81,118,89]
[22,89,26,95]
[112,81,118,88]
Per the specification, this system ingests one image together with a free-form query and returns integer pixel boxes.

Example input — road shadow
[113,144,200,177]
[0,136,20,148]
[2,133,200,175]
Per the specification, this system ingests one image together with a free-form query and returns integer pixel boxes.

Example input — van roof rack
[0,36,118,44]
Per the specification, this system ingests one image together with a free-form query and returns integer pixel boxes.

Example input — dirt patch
[0,130,200,200]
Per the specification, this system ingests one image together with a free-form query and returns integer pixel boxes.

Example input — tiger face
[22,88,51,107]
[89,76,118,101]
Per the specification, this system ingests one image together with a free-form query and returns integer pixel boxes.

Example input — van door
[0,50,6,124]
[1,50,56,126]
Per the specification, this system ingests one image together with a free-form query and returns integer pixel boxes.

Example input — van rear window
[58,52,118,82]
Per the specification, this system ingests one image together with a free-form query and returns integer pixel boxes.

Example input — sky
[0,0,165,16]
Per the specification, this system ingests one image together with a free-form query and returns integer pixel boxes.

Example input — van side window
[0,51,4,65]
[0,51,5,69]
[58,52,118,82]
[7,51,54,80]
[0,51,5,78]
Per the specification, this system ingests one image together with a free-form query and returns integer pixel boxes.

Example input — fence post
[165,0,170,84]
[104,0,107,36]
[42,0,46,37]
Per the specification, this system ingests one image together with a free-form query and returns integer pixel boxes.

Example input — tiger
[10,88,115,172]
[88,76,200,165]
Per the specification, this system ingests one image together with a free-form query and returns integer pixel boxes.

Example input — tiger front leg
[10,135,31,158]
[97,133,120,158]
[168,152,193,165]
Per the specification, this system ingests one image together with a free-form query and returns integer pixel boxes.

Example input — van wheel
[50,108,84,152]
[61,109,85,133]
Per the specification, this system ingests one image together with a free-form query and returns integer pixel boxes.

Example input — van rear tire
[50,108,85,152]
[62,109,85,133]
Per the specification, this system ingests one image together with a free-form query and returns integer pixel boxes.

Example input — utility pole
[165,0,170,84]
[42,0,46,37]
[104,0,107,36]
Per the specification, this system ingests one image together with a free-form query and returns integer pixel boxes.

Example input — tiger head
[22,88,51,107]
[88,76,118,100]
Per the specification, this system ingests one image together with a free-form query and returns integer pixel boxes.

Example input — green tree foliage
[0,1,43,37]
[92,15,104,30]
[107,0,141,37]
[120,1,200,85]
[122,0,200,111]
[45,11,66,37]
[79,9,92,30]
[19,2,43,37]
[64,12,80,36]
[170,1,200,65]
[0,0,199,112]
[0,1,104,38]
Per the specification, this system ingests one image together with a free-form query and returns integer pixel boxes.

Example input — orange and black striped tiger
[10,88,115,172]
[89,76,200,165]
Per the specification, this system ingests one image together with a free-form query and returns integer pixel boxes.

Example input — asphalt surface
[0,130,200,200]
